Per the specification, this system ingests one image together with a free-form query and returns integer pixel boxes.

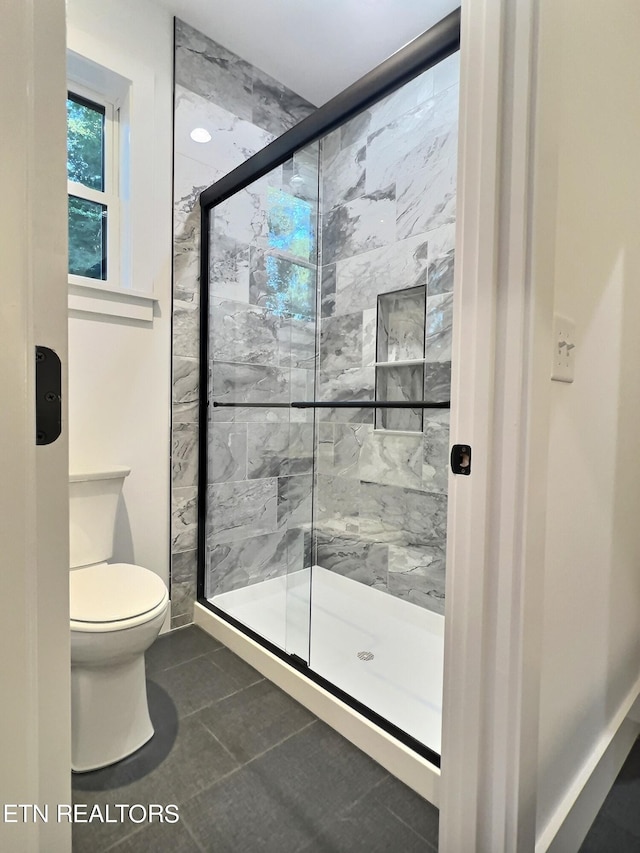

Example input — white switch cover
[551,315,576,382]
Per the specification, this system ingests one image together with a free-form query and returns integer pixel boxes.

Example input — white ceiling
[151,0,460,106]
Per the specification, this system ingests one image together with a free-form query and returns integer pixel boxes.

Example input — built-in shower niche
[375,285,426,432]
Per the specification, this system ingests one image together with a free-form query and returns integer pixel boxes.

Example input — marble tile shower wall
[315,52,460,615]
[171,18,315,628]
[205,151,319,600]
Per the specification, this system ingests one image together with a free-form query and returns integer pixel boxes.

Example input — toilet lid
[70,563,168,623]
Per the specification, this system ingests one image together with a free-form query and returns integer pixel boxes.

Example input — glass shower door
[205,144,320,662]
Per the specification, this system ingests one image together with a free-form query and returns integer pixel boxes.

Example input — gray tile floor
[71,625,439,853]
[579,735,640,851]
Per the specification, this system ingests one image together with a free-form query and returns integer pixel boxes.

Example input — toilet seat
[70,563,169,634]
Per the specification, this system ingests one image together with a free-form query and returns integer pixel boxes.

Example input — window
[67,87,119,285]
[64,44,159,319]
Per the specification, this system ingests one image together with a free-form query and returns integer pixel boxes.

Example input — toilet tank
[69,468,131,569]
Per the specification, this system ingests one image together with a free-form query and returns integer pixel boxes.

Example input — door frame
[0,0,70,850]
[440,0,548,850]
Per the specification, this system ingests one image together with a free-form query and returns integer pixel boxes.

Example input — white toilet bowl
[70,562,169,773]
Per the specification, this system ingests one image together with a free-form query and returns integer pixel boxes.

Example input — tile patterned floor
[579,735,640,852]
[71,625,439,853]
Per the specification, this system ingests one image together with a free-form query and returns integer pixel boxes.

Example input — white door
[0,0,71,850]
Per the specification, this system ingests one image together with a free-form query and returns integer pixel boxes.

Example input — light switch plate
[551,314,576,382]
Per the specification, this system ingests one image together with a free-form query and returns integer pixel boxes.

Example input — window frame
[67,81,120,289]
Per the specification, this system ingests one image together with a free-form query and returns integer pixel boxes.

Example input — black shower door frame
[196,8,461,767]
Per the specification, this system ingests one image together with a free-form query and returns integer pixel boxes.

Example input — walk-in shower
[198,10,460,765]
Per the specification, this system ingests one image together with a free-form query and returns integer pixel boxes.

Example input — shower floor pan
[209,566,444,757]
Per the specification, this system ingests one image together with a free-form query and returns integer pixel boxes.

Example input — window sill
[68,278,158,321]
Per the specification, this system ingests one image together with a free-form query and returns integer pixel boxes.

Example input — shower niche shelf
[375,285,427,433]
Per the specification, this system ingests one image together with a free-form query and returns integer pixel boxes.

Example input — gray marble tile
[208,422,247,483]
[387,544,446,613]
[367,67,436,135]
[321,263,336,318]
[426,291,454,363]
[277,474,313,529]
[426,222,456,297]
[316,402,374,426]
[375,365,423,432]
[251,66,316,135]
[424,361,451,403]
[335,232,429,315]
[175,84,275,177]
[317,422,335,473]
[175,19,254,121]
[172,548,197,586]
[173,222,200,306]
[319,311,363,378]
[170,580,195,623]
[322,140,367,213]
[172,487,198,553]
[396,136,457,240]
[359,431,423,490]
[322,189,396,265]
[362,307,377,369]
[173,356,199,408]
[246,422,314,478]
[172,423,199,489]
[359,482,447,546]
[333,423,372,477]
[366,88,458,195]
[317,366,375,415]
[315,474,360,535]
[212,176,272,248]
[277,316,316,369]
[207,530,290,595]
[377,286,426,362]
[245,422,292,479]
[423,410,450,494]
[173,399,199,425]
[291,143,321,204]
[207,478,278,543]
[210,360,289,407]
[170,549,197,624]
[340,109,372,150]
[173,299,200,360]
[315,532,388,591]
[210,232,251,304]
[433,50,461,95]
[211,298,280,366]
[249,247,317,319]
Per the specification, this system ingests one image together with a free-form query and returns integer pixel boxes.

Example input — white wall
[534,0,640,845]
[66,0,174,590]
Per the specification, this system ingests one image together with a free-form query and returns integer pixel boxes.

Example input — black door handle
[35,346,62,446]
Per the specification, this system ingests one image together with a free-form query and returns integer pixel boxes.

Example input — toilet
[69,467,169,773]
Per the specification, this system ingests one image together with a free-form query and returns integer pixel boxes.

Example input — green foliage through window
[67,92,107,280]
[67,95,104,191]
[68,196,106,280]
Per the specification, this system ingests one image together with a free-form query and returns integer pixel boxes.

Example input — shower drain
[357,651,374,662]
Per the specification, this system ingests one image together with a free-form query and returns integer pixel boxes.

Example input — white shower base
[210,566,444,756]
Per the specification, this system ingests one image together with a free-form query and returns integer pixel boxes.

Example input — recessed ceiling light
[190,127,212,144]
